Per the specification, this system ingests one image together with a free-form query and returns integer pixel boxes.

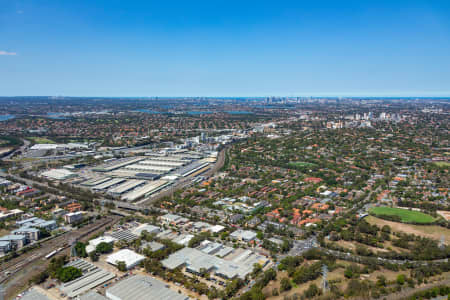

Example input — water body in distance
[133,109,163,114]
[0,115,15,121]
[225,111,254,115]
[186,111,213,115]
[46,113,68,119]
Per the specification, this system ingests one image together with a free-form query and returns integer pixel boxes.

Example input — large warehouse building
[41,168,78,180]
[121,180,169,201]
[106,275,191,300]
[76,151,213,202]
[106,249,145,270]
[59,259,116,298]
[161,247,269,280]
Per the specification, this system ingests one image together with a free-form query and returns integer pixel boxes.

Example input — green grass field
[288,161,317,168]
[370,206,435,224]
[27,137,56,144]
[434,161,450,168]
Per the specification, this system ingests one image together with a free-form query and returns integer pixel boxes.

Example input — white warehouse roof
[106,249,145,270]
[131,224,161,236]
[121,180,168,202]
[86,235,117,254]
[108,180,145,195]
[41,168,77,180]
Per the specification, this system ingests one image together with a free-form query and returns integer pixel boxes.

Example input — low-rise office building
[0,234,26,249]
[64,211,84,224]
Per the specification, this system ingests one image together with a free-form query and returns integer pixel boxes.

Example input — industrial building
[107,180,145,196]
[173,160,210,177]
[106,275,190,300]
[41,168,78,180]
[120,180,169,202]
[161,246,269,280]
[131,223,161,236]
[159,213,189,225]
[123,163,174,174]
[59,259,116,298]
[78,291,108,300]
[93,157,145,172]
[86,235,117,254]
[171,234,194,246]
[106,249,145,270]
[230,229,257,242]
[81,177,111,187]
[139,159,186,167]
[21,287,52,300]
[92,178,126,191]
[107,230,138,243]
[74,151,213,203]
[140,241,165,252]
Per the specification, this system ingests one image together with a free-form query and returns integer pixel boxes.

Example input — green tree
[57,266,82,283]
[280,278,292,292]
[304,283,320,298]
[117,261,127,272]
[252,263,262,278]
[75,242,87,258]
[39,228,51,239]
[89,251,99,262]
[48,255,68,278]
[256,231,264,240]
[396,274,406,285]
[96,242,113,254]
[344,264,360,279]
[376,275,387,287]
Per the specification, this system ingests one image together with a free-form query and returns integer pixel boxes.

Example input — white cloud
[0,51,17,56]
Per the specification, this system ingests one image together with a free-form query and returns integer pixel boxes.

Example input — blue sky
[1,0,450,97]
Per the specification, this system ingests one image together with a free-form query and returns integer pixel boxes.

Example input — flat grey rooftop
[60,259,116,298]
[20,288,51,300]
[106,275,190,300]
[78,291,108,300]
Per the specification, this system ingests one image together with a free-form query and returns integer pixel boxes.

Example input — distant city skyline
[1,0,450,97]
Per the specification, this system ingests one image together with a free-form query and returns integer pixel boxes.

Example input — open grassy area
[288,162,317,168]
[366,216,450,243]
[27,137,56,144]
[434,161,450,168]
[370,206,435,224]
